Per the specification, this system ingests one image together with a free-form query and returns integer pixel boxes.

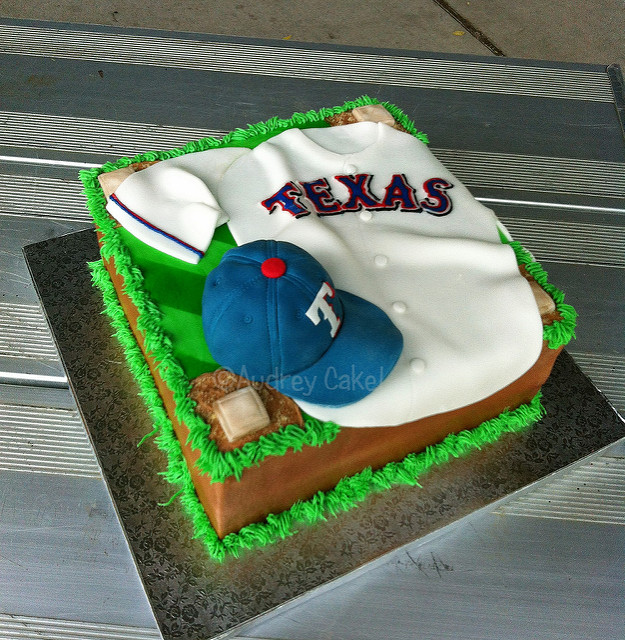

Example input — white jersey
[107,121,544,427]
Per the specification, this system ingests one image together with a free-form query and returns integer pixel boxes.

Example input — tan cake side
[100,246,562,538]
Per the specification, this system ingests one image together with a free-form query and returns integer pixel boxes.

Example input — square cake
[80,97,576,560]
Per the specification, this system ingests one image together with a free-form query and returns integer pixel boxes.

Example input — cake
[80,97,576,560]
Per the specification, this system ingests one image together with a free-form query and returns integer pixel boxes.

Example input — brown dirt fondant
[325,111,409,132]
[189,370,304,452]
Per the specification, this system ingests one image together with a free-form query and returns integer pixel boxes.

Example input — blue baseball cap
[201,240,403,407]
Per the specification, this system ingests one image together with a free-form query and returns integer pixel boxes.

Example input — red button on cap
[261,257,287,278]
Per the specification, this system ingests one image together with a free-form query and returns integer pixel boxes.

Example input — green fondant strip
[81,98,574,560]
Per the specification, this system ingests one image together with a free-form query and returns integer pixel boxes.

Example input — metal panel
[568,351,625,412]
[435,148,625,199]
[0,302,60,361]
[0,615,160,640]
[498,217,625,268]
[0,23,614,101]
[494,455,625,524]
[0,110,220,158]
[0,402,101,477]
[0,212,92,382]
[0,174,92,221]
[0,469,159,629]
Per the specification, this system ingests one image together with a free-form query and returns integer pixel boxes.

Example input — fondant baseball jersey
[107,121,544,427]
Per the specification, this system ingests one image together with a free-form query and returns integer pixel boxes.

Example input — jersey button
[410,358,426,374]
[392,301,407,313]
[359,210,373,222]
[374,254,388,267]
[344,163,358,173]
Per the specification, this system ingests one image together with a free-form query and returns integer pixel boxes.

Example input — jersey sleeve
[105,146,249,264]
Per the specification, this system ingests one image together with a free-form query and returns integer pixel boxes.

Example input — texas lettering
[261,173,454,218]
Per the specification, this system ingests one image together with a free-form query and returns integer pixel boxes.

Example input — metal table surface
[1,18,624,640]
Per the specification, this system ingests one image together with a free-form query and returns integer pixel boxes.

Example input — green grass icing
[80,97,576,560]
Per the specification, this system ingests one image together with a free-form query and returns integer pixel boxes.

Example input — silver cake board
[24,228,625,640]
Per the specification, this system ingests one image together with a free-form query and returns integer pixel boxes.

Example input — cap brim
[271,290,403,407]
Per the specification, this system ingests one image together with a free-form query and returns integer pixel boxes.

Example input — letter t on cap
[305,282,342,338]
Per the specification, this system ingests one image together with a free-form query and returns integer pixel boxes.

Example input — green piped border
[506,240,578,348]
[91,256,547,561]
[81,97,576,560]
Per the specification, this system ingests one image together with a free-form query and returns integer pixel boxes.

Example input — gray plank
[0,470,158,629]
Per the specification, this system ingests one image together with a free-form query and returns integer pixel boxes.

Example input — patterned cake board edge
[23,228,625,640]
